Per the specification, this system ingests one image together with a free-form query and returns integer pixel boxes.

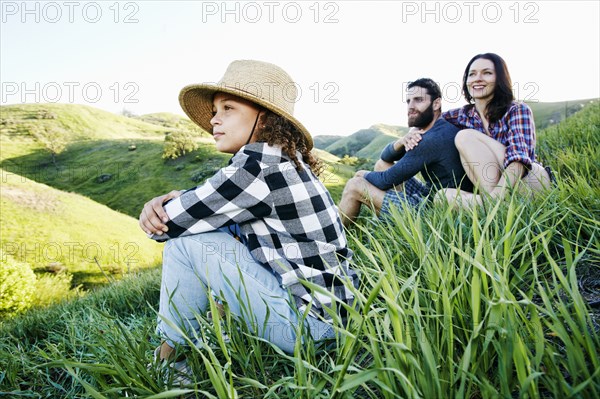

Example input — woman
[139,60,357,383]
[431,53,553,205]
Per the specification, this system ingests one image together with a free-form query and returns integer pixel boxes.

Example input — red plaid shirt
[443,102,537,169]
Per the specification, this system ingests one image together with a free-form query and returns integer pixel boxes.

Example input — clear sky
[1,0,599,136]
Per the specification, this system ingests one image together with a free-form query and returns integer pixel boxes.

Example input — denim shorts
[380,177,431,215]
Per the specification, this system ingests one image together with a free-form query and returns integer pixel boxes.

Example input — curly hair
[255,111,323,176]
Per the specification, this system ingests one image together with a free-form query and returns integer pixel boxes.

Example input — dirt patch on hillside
[1,186,60,212]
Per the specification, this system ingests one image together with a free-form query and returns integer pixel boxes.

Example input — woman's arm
[502,103,535,169]
[441,108,461,127]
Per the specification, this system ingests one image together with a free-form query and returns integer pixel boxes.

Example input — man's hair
[407,78,442,102]
[462,53,514,123]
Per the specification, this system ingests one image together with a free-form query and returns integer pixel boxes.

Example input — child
[139,60,358,382]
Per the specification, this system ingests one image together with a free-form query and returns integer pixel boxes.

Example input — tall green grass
[340,190,599,398]
[2,186,596,398]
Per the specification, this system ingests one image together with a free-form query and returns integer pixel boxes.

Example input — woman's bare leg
[445,129,551,206]
[454,129,505,194]
[523,163,552,192]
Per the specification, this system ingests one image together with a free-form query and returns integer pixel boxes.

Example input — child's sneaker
[151,346,194,386]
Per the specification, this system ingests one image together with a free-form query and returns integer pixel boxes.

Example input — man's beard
[408,103,435,128]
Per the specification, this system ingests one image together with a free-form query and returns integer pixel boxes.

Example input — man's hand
[139,190,182,236]
[404,127,424,151]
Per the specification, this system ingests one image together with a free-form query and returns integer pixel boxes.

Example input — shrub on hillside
[0,251,37,319]
[162,130,199,160]
[29,125,68,167]
[32,272,80,307]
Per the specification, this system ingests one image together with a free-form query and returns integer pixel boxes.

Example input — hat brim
[179,84,313,150]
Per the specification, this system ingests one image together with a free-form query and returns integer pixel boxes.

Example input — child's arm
[140,154,273,241]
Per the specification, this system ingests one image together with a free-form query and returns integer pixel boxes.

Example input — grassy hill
[0,102,598,398]
[0,169,163,297]
[314,99,599,159]
[1,104,353,218]
[0,104,212,162]
[323,124,409,160]
[526,98,597,130]
[1,137,232,217]
[313,135,343,150]
[0,104,169,142]
[134,112,211,136]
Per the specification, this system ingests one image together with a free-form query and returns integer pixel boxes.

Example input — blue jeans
[157,230,334,354]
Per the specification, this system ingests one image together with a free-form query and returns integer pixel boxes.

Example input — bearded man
[339,78,473,225]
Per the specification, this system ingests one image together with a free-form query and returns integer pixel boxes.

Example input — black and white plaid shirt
[152,143,357,320]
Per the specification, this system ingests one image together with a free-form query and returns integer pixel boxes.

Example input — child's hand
[139,190,182,236]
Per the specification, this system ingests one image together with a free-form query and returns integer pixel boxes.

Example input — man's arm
[380,139,405,163]
[364,138,431,190]
[381,129,424,162]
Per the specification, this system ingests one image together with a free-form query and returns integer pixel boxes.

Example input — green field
[1,102,598,398]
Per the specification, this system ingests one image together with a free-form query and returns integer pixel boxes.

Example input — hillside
[134,112,211,137]
[0,138,232,217]
[323,124,409,160]
[0,104,215,163]
[313,135,342,150]
[0,169,163,293]
[314,99,599,159]
[526,98,597,130]
[0,104,170,142]
[1,104,353,217]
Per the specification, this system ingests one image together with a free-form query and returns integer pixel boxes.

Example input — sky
[1,0,599,137]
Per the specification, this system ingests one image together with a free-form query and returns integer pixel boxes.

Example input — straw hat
[179,60,313,150]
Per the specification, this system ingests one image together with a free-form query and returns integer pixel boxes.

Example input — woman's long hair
[255,111,323,176]
[462,53,514,123]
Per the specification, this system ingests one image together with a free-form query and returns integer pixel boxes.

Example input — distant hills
[0,103,354,216]
[314,98,598,159]
[317,124,408,160]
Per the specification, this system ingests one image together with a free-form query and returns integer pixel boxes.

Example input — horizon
[1,96,597,138]
[1,0,599,136]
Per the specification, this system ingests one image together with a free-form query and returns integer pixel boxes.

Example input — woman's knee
[454,129,480,150]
